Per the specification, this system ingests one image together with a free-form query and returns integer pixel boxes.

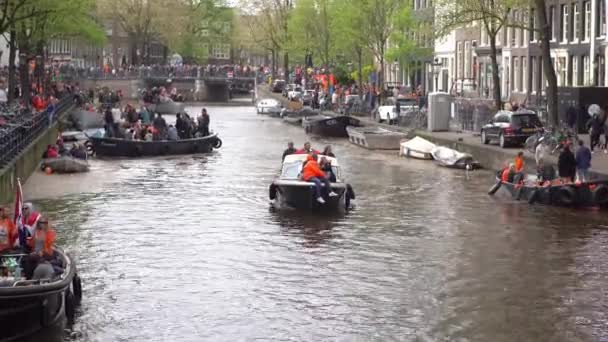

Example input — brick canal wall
[0,104,75,204]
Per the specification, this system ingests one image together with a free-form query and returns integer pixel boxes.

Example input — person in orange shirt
[501,163,515,183]
[514,151,525,172]
[0,207,17,252]
[27,217,56,257]
[301,154,338,204]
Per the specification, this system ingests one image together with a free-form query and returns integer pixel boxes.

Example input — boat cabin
[281,154,342,182]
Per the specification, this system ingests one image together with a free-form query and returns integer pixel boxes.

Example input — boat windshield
[281,161,303,179]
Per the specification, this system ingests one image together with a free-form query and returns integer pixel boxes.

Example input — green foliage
[333,63,354,84]
[351,64,374,82]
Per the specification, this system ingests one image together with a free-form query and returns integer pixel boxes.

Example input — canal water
[26,105,608,341]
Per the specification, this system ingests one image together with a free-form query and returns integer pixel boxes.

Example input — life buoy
[213,138,222,149]
[488,181,501,195]
[65,289,75,323]
[556,186,576,205]
[269,183,278,200]
[592,185,608,205]
[72,274,82,305]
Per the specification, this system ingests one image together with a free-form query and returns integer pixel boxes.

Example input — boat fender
[135,144,143,157]
[346,184,356,200]
[73,274,83,305]
[556,186,576,205]
[65,290,75,323]
[528,189,540,204]
[592,185,608,206]
[213,138,223,149]
[488,181,502,195]
[269,183,278,200]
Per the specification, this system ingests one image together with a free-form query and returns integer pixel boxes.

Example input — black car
[271,79,285,93]
[481,110,542,148]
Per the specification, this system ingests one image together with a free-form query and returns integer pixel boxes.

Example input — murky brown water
[23,106,608,342]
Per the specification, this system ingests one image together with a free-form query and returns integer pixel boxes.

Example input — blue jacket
[576,146,592,169]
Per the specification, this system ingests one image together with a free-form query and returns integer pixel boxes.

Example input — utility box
[427,92,452,131]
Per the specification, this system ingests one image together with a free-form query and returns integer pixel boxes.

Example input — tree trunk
[489,33,502,110]
[357,47,363,99]
[378,51,384,106]
[535,0,558,126]
[271,48,276,79]
[19,53,30,106]
[34,40,44,94]
[283,52,289,79]
[129,34,139,66]
[8,29,16,104]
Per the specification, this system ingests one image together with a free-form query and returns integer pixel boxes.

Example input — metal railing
[0,95,74,169]
[57,67,257,81]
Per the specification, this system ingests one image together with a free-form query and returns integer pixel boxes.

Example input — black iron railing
[0,95,74,169]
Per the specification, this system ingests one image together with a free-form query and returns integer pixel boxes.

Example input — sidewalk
[257,86,608,178]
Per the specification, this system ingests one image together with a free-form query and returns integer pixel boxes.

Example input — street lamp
[431,58,442,92]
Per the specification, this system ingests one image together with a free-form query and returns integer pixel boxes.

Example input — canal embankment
[258,86,608,178]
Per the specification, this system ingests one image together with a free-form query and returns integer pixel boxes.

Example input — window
[583,55,590,85]
[558,57,567,86]
[573,4,579,41]
[457,42,463,79]
[599,0,606,36]
[550,6,556,40]
[223,22,231,34]
[572,56,579,86]
[212,43,230,59]
[464,41,471,78]
[201,29,209,37]
[522,57,527,91]
[584,1,591,41]
[531,56,537,92]
[562,5,569,42]
[531,9,537,41]
[513,10,519,46]
[514,57,520,91]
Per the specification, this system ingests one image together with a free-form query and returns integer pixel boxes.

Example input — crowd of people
[43,138,88,161]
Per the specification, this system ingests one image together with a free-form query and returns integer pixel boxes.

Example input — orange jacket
[514,156,524,172]
[302,157,326,181]
[0,218,17,251]
[501,168,511,182]
[28,228,56,256]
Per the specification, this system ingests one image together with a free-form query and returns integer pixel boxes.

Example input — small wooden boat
[269,154,355,212]
[41,156,90,173]
[399,136,436,160]
[346,126,407,150]
[89,133,222,157]
[489,173,608,207]
[303,115,362,137]
[0,248,82,341]
[148,100,185,115]
[430,146,481,169]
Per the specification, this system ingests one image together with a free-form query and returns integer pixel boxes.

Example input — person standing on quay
[575,139,592,182]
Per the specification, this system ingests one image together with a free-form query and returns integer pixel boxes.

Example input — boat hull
[41,157,89,173]
[400,147,433,160]
[89,134,221,157]
[0,250,76,342]
[496,176,608,207]
[272,181,347,212]
[303,116,362,137]
[346,126,406,150]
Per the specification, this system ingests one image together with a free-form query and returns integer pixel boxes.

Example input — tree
[286,0,333,68]
[531,0,558,126]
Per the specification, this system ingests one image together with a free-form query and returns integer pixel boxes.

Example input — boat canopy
[400,136,436,153]
[281,154,341,181]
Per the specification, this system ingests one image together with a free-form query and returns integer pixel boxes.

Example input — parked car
[376,97,418,124]
[282,84,296,97]
[480,110,542,148]
[288,87,303,101]
[271,79,285,93]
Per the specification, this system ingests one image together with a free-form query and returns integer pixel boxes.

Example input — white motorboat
[399,136,436,160]
[256,98,282,115]
[346,126,407,150]
[430,146,481,169]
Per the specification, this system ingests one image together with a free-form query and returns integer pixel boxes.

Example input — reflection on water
[20,106,608,341]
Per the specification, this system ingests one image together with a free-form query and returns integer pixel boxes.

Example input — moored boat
[281,108,318,126]
[269,154,355,212]
[489,173,608,207]
[256,98,282,115]
[303,115,362,137]
[0,248,82,341]
[430,146,481,169]
[41,156,90,173]
[346,126,407,150]
[89,133,222,157]
[399,136,436,160]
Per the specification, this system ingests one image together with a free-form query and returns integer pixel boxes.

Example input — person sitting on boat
[0,207,17,253]
[43,144,59,159]
[125,104,139,124]
[282,142,296,161]
[513,151,525,183]
[56,138,68,156]
[176,113,189,139]
[301,154,338,204]
[319,157,336,182]
[153,113,168,140]
[296,142,320,155]
[322,145,335,158]
[167,125,179,141]
[70,143,88,160]
[139,106,151,124]
[501,163,516,183]
[23,217,61,279]
[144,127,154,141]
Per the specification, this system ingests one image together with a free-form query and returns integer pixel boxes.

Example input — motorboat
[489,172,608,207]
[89,133,222,157]
[147,100,186,115]
[269,154,355,212]
[281,108,318,126]
[346,126,407,150]
[0,248,82,341]
[430,146,481,169]
[41,156,90,173]
[303,115,362,137]
[399,136,436,160]
[256,98,282,115]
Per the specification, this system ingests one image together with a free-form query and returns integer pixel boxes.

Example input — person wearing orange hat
[301,154,338,204]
